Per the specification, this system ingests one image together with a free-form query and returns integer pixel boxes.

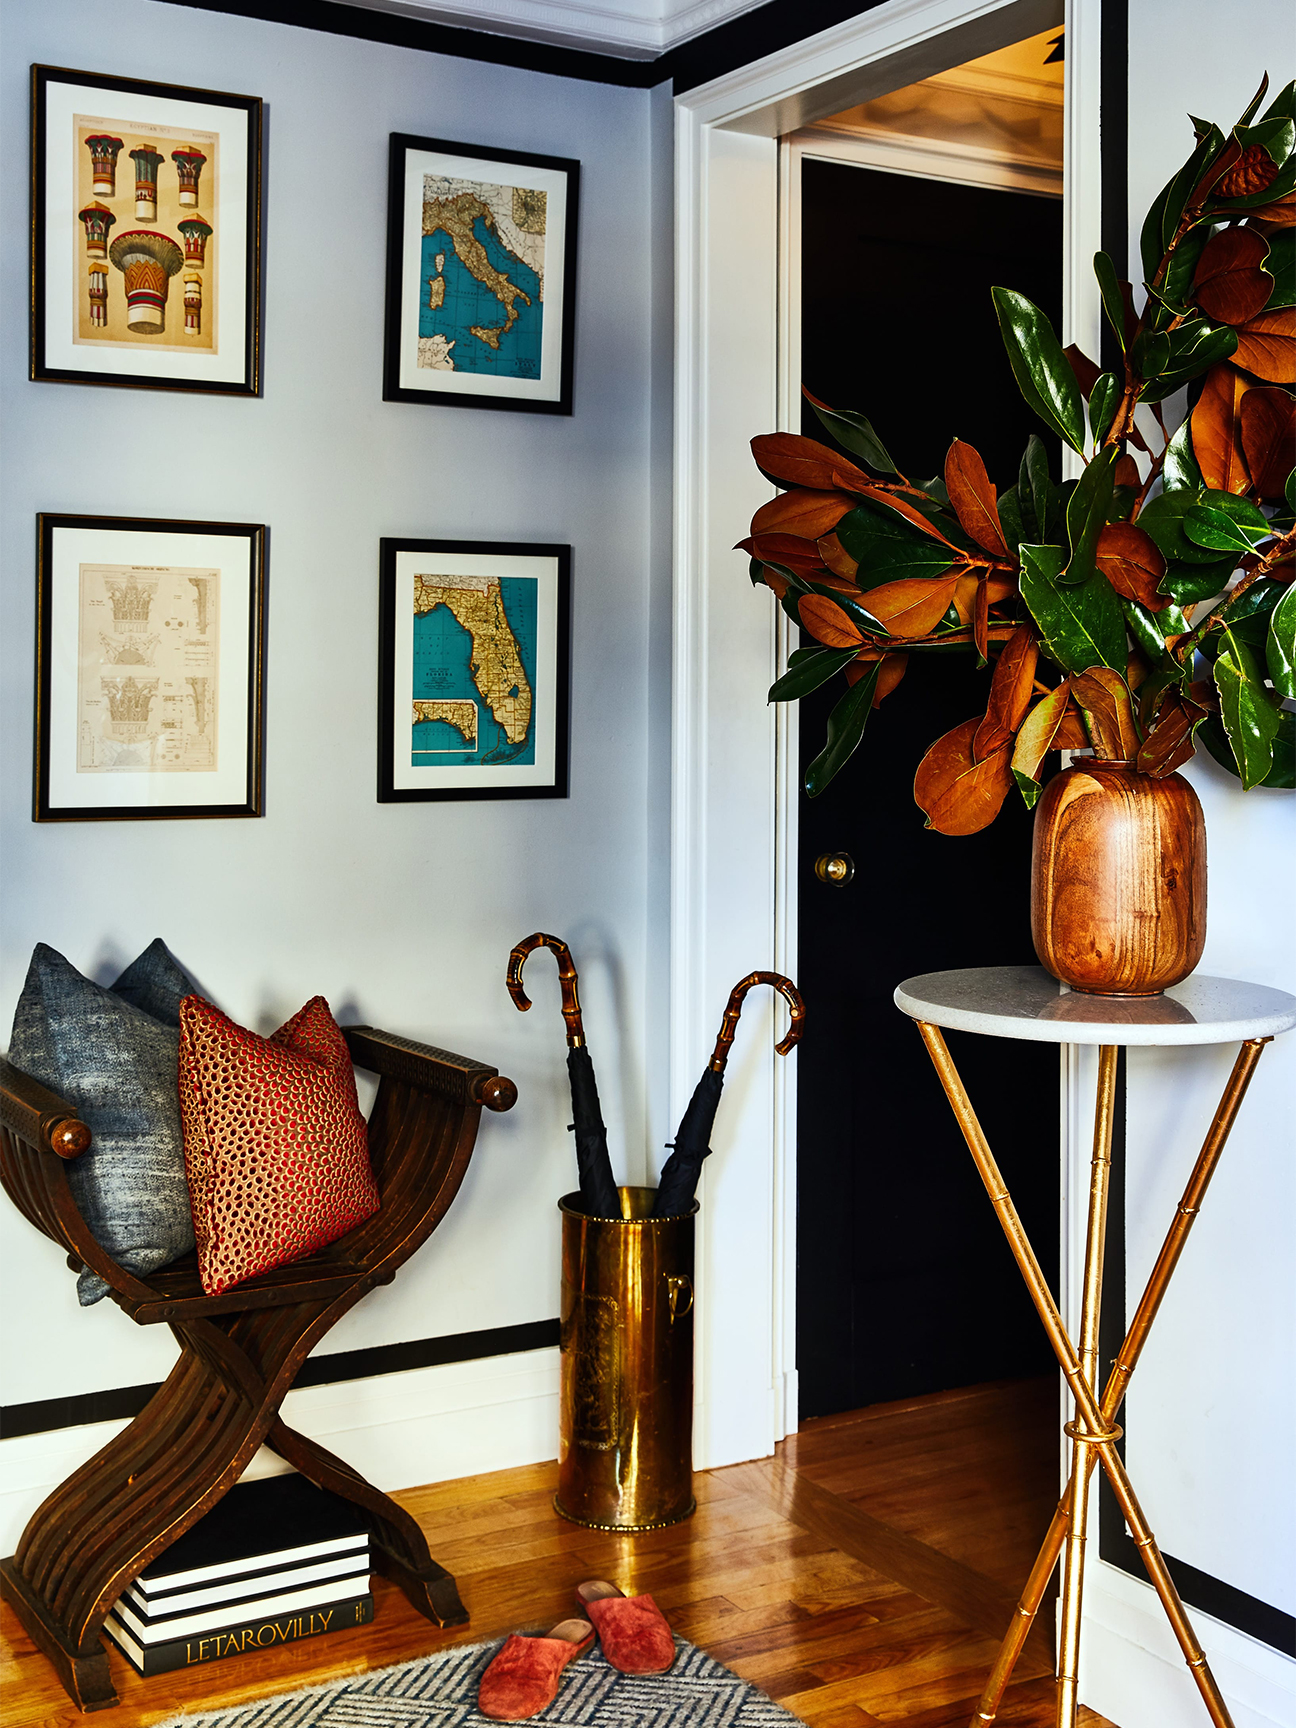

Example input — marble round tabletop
[894,965,1296,1047]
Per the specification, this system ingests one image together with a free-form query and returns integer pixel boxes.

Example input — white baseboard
[0,1347,560,1556]
[1081,1561,1296,1728]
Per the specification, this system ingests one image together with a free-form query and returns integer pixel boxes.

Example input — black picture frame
[31,64,263,395]
[382,133,579,414]
[377,538,570,802]
[35,513,267,821]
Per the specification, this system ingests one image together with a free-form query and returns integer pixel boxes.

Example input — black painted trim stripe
[0,1319,559,1440]
[156,0,889,93]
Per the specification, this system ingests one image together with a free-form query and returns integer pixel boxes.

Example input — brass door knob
[815,852,855,886]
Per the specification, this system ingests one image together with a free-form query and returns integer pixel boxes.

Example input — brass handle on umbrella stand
[815,852,854,886]
[666,1274,693,1323]
[507,932,586,1047]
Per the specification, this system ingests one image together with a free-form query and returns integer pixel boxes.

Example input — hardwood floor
[1,1377,1116,1727]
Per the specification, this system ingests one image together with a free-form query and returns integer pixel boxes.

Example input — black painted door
[796,161,1064,1420]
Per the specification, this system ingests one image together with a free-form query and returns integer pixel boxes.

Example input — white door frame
[671,0,1103,1474]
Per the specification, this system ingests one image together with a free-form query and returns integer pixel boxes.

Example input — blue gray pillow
[8,941,198,1305]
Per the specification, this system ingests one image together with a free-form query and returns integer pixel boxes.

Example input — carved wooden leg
[267,1418,468,1627]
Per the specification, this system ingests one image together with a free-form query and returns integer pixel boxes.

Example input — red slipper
[478,1619,596,1720]
[575,1580,675,1674]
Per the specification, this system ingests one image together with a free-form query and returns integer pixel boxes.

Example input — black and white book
[114,1562,373,1644]
[130,1473,370,1608]
[105,1591,374,1677]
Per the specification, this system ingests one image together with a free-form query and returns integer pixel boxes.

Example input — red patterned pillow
[178,995,380,1296]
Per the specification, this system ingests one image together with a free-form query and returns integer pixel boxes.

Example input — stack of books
[105,1473,374,1677]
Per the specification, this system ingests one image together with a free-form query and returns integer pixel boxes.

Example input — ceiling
[323,0,769,59]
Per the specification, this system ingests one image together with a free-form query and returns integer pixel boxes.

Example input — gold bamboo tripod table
[893,965,1296,1728]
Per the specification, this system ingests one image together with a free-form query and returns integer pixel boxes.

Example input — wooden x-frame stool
[0,1025,516,1713]
[895,966,1296,1728]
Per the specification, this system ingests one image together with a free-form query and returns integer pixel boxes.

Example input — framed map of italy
[382,135,579,414]
[377,539,570,802]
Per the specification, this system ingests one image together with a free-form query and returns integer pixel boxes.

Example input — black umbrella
[507,933,621,1219]
[651,971,805,1218]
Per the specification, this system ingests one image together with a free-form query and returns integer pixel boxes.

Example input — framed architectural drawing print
[382,135,579,413]
[377,539,570,802]
[31,65,262,394]
[35,514,266,821]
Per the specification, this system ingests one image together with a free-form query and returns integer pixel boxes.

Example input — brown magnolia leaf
[1191,227,1272,326]
[973,574,990,663]
[985,574,1016,606]
[1011,682,1072,787]
[953,572,983,624]
[1071,667,1139,762]
[1055,701,1091,749]
[846,483,961,548]
[974,624,1039,761]
[914,718,1014,836]
[1232,307,1296,383]
[1125,649,1148,692]
[1245,193,1296,227]
[1095,522,1169,609]
[798,594,864,648]
[858,574,961,639]
[1136,692,1206,776]
[872,652,909,707]
[751,433,873,493]
[1238,386,1296,498]
[762,570,790,599]
[805,569,863,597]
[1213,144,1282,201]
[1113,454,1142,489]
[737,533,826,578]
[817,532,859,580]
[943,440,1011,558]
[1063,343,1102,398]
[751,488,855,539]
[1191,363,1252,493]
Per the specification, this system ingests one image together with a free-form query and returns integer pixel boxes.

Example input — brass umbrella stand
[893,965,1296,1728]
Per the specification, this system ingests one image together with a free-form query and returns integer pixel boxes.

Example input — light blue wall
[0,1,673,1404]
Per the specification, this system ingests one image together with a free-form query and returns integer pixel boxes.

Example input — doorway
[792,71,1065,1419]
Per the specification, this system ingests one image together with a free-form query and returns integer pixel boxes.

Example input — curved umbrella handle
[506,932,586,1048]
[708,970,805,1073]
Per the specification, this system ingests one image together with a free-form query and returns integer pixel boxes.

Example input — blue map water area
[411,577,537,768]
[420,221,543,380]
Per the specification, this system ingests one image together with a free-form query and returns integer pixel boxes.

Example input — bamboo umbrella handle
[709,971,805,1072]
[506,933,586,1048]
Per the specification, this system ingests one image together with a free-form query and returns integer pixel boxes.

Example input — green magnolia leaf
[1288,468,1296,513]
[806,398,898,474]
[1262,709,1296,787]
[1267,579,1296,698]
[1137,322,1238,404]
[1197,713,1240,778]
[804,661,882,797]
[1110,485,1137,523]
[1262,79,1296,126]
[1213,625,1283,787]
[1219,577,1284,626]
[1122,596,1187,664]
[768,644,860,703]
[1012,767,1045,810]
[1019,434,1053,541]
[1235,116,1296,168]
[992,287,1086,453]
[1131,328,1172,379]
[1063,448,1118,587]
[1093,251,1130,351]
[1159,556,1238,606]
[1202,490,1272,530]
[1141,126,1224,280]
[1163,420,1203,493]
[1160,224,1215,313]
[1184,505,1270,553]
[750,556,769,587]
[834,504,959,584]
[1089,373,1121,443]
[998,488,1025,552]
[1019,541,1127,673]
[1261,230,1294,310]
[1139,490,1229,564]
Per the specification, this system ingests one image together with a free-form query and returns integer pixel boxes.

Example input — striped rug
[157,1636,806,1728]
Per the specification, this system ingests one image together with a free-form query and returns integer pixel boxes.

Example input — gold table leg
[914,1024,1270,1728]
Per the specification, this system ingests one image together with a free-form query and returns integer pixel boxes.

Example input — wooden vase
[1031,761,1206,995]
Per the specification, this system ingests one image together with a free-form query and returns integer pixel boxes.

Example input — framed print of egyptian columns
[31,66,262,394]
[34,513,267,821]
[382,134,579,414]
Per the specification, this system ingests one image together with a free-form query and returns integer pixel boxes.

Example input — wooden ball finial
[48,1118,92,1159]
[475,1074,518,1113]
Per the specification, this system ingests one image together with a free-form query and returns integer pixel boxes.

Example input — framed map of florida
[382,135,578,414]
[378,539,570,802]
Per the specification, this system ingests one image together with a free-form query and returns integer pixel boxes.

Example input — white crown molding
[322,0,768,60]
